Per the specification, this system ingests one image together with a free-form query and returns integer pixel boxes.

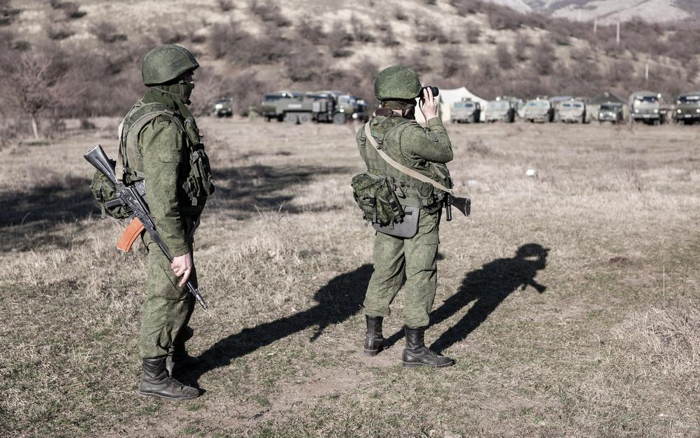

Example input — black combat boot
[402,326,455,368]
[166,326,200,376]
[364,315,385,356]
[139,356,200,400]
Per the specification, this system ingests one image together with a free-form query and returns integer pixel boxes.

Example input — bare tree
[0,47,74,139]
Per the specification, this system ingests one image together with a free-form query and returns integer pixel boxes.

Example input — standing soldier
[356,65,455,367]
[120,45,214,399]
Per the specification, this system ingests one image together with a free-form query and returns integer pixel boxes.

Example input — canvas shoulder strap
[363,121,455,195]
[116,102,185,182]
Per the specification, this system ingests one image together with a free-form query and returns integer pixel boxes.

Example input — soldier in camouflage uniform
[119,45,214,399]
[357,65,455,367]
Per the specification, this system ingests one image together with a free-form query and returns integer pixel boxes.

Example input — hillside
[487,0,700,23]
[0,0,699,136]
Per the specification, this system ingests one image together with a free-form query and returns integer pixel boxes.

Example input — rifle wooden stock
[117,217,145,252]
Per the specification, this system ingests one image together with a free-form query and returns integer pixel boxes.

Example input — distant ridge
[484,0,697,23]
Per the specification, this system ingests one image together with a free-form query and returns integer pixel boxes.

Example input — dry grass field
[1,119,698,437]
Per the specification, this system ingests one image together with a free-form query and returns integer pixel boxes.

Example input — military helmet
[374,65,422,100]
[141,45,199,86]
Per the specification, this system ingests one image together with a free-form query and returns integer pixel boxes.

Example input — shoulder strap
[117,103,185,181]
[364,121,454,195]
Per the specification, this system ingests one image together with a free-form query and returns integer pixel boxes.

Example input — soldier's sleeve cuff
[169,241,190,257]
[426,117,444,128]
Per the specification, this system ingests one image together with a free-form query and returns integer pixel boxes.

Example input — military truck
[597,102,624,124]
[555,99,587,123]
[260,90,367,124]
[311,91,369,124]
[629,91,664,125]
[484,99,516,123]
[673,92,700,125]
[212,97,233,118]
[450,99,481,123]
[522,98,554,123]
[260,91,312,122]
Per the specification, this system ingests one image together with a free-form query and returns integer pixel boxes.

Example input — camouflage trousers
[138,233,195,359]
[364,209,440,328]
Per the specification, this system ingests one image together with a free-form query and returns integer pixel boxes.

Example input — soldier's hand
[171,252,193,287]
[419,87,439,121]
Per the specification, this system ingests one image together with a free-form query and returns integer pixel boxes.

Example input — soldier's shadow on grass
[209,163,351,219]
[383,243,549,353]
[0,176,94,251]
[188,264,372,384]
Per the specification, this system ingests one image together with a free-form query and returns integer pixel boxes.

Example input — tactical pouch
[183,146,215,206]
[351,173,404,226]
[89,158,132,219]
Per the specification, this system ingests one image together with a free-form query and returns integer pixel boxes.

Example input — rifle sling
[363,121,462,197]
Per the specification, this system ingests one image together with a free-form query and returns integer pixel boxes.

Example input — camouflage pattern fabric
[357,114,453,328]
[127,88,207,359]
[138,232,195,359]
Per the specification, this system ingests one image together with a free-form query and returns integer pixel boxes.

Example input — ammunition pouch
[351,173,405,226]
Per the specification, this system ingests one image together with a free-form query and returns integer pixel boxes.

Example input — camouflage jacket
[356,113,454,209]
[121,89,213,256]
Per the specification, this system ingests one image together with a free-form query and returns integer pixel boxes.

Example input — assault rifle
[84,145,208,310]
[444,194,471,222]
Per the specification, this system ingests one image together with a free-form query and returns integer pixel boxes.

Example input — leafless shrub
[0,44,75,139]
[466,25,480,44]
[46,25,74,40]
[487,7,523,31]
[514,34,530,61]
[415,18,448,44]
[496,43,513,69]
[284,47,323,83]
[217,0,234,12]
[297,17,326,45]
[450,0,481,16]
[531,37,555,75]
[157,26,185,44]
[0,2,21,26]
[379,23,400,47]
[350,15,376,43]
[394,8,408,21]
[442,46,464,78]
[62,2,86,19]
[90,22,127,44]
[248,0,290,27]
[607,60,635,84]
[327,22,353,58]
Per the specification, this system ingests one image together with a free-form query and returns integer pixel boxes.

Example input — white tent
[416,87,488,123]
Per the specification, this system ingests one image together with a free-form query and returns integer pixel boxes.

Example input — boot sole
[402,360,456,368]
[137,390,200,400]
[364,349,382,356]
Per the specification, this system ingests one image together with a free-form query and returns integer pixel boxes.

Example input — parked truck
[522,98,554,123]
[629,91,664,125]
[483,99,516,123]
[260,90,367,124]
[555,99,587,123]
[597,102,625,124]
[673,92,700,125]
[450,99,481,123]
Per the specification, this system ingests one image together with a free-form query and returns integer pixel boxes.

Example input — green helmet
[141,44,199,86]
[374,65,422,100]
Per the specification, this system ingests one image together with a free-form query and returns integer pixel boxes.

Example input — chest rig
[117,100,215,207]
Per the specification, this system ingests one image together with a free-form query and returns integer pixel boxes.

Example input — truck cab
[673,93,700,125]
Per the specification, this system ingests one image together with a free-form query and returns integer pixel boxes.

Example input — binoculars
[421,86,440,97]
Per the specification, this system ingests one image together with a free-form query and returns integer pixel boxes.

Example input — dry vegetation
[1,0,699,142]
[1,118,698,437]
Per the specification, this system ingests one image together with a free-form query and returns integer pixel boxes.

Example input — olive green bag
[351,173,404,226]
[89,157,132,219]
